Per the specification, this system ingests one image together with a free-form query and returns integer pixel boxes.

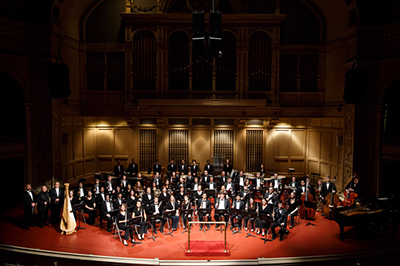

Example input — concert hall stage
[0,205,399,265]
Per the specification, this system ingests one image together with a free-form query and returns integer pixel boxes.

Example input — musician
[264,186,278,206]
[204,159,213,174]
[159,187,170,203]
[101,194,113,232]
[126,189,137,209]
[23,184,36,229]
[116,204,135,246]
[201,170,211,183]
[255,198,273,236]
[36,185,50,228]
[244,197,257,232]
[68,190,78,221]
[270,173,282,192]
[113,186,123,201]
[170,172,178,184]
[271,201,288,241]
[192,177,201,191]
[153,159,162,175]
[259,163,266,177]
[128,158,138,176]
[49,181,64,225]
[241,185,251,202]
[186,171,194,187]
[75,181,87,202]
[124,183,133,199]
[164,179,173,194]
[114,159,125,178]
[175,186,186,203]
[164,195,180,231]
[132,200,149,240]
[148,196,165,234]
[288,176,298,190]
[134,181,144,198]
[316,179,323,196]
[93,178,101,195]
[321,175,336,201]
[104,175,115,194]
[179,159,188,175]
[225,177,235,198]
[167,159,177,177]
[153,172,162,188]
[119,175,129,191]
[223,159,233,176]
[191,159,199,177]
[197,192,211,229]
[287,192,299,229]
[244,179,254,193]
[95,186,106,206]
[176,177,187,192]
[84,190,96,225]
[113,192,125,210]
[305,176,315,196]
[181,194,192,229]
[194,185,203,203]
[254,172,264,190]
[345,174,361,196]
[207,176,217,190]
[142,187,154,208]
[297,180,308,198]
[220,171,228,184]
[230,194,245,230]
[214,192,230,227]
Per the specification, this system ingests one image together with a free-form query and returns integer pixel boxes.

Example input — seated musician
[95,186,106,206]
[132,200,149,240]
[93,178,101,196]
[176,177,187,192]
[113,191,125,211]
[134,181,144,198]
[244,197,257,232]
[270,173,281,192]
[117,204,135,246]
[69,190,78,221]
[186,171,194,187]
[264,186,278,206]
[244,179,254,192]
[230,194,245,230]
[159,187,170,204]
[201,170,211,183]
[241,185,251,202]
[84,190,96,225]
[191,159,199,177]
[102,193,114,232]
[113,186,123,201]
[75,181,87,202]
[181,194,192,229]
[124,183,133,199]
[119,175,129,192]
[237,171,246,188]
[254,172,264,190]
[197,192,211,229]
[207,176,217,190]
[271,201,288,241]
[126,189,137,209]
[148,196,165,234]
[175,186,186,204]
[225,177,235,198]
[170,172,178,184]
[214,191,230,227]
[194,185,203,203]
[288,176,298,189]
[164,195,180,231]
[192,177,201,191]
[345,174,361,196]
[104,175,115,195]
[255,198,273,236]
[142,187,154,208]
[153,172,162,188]
[287,192,299,229]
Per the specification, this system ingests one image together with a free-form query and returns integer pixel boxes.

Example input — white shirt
[218,199,225,210]
[55,188,59,197]
[106,202,111,212]
[202,200,207,208]
[27,191,33,201]
[155,204,160,214]
[239,176,244,186]
[210,183,214,189]
[79,188,85,197]
[226,183,232,190]
[236,201,240,209]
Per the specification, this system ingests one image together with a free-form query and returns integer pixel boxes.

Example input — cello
[322,176,341,219]
[299,179,316,220]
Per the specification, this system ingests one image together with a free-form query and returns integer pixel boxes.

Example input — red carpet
[0,205,399,262]
[185,240,230,256]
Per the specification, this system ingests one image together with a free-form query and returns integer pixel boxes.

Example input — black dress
[244,203,257,229]
[85,197,96,225]
[132,207,149,235]
[116,211,133,241]
[287,198,299,227]
[255,204,273,229]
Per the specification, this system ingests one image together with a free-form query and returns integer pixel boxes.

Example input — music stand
[147,213,159,242]
[304,201,317,226]
[162,210,176,237]
[214,209,229,234]
[180,209,193,234]
[230,208,243,235]
[197,208,212,233]
[243,211,257,238]
[71,202,86,230]
[259,214,274,244]
[127,216,143,247]
[206,189,216,206]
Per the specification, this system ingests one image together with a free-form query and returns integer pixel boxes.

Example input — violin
[322,176,341,219]
[299,179,316,219]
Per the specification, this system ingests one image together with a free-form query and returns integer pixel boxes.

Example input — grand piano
[334,197,399,241]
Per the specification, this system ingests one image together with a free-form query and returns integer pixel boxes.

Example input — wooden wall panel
[66,133,73,162]
[97,129,113,156]
[321,131,331,161]
[98,158,113,172]
[75,161,84,177]
[67,164,74,181]
[84,129,95,157]
[274,129,290,157]
[73,131,83,160]
[331,133,339,164]
[308,160,319,175]
[191,129,211,167]
[308,131,320,160]
[291,130,305,157]
[114,129,128,156]
[320,162,330,177]
[85,159,95,174]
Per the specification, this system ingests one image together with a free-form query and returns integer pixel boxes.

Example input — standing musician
[179,159,188,175]
[36,185,50,228]
[191,159,199,177]
[181,195,192,229]
[114,159,125,178]
[128,158,138,176]
[104,175,115,194]
[116,203,135,246]
[49,181,64,225]
[204,159,213,175]
[132,201,149,240]
[23,184,36,229]
[259,163,266,177]
[148,196,165,234]
[223,159,233,176]
[320,175,336,201]
[164,195,180,231]
[220,171,228,184]
[214,192,230,227]
[69,190,78,221]
[230,194,245,230]
[297,179,308,198]
[101,194,113,232]
[287,192,300,229]
[197,192,211,229]
[167,159,177,177]
[345,174,361,196]
[271,201,288,241]
[153,159,162,175]
[255,198,273,236]
[244,197,257,232]
[84,190,96,225]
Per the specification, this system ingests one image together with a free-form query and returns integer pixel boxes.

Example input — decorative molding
[125,117,136,129]
[343,104,355,189]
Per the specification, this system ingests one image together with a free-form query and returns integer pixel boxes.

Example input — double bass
[342,176,358,206]
[299,179,316,219]
[322,176,341,219]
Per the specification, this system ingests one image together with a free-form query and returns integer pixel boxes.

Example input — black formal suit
[114,164,125,177]
[180,201,193,227]
[159,192,170,203]
[214,197,230,223]
[201,174,211,183]
[237,175,246,186]
[128,163,138,176]
[142,192,154,207]
[271,207,288,240]
[153,176,162,187]
[103,180,115,193]
[167,163,177,175]
[148,202,166,232]
[264,191,278,206]
[191,182,201,191]
[223,164,233,175]
[75,186,87,202]
[220,175,228,184]
[186,175,194,187]
[49,187,64,224]
[270,178,282,191]
[22,190,35,227]
[93,183,101,195]
[207,181,217,190]
[118,179,129,191]
[101,200,114,231]
[153,163,162,174]
[179,164,188,174]
[230,199,245,228]
[36,191,50,227]
[254,177,265,188]
[191,164,199,176]
[113,197,125,210]
[321,181,336,199]
[225,182,235,197]
[95,192,106,205]
[204,163,213,174]
[345,180,361,195]
[198,198,211,225]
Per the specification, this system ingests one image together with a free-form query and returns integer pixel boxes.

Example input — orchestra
[22,158,360,246]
